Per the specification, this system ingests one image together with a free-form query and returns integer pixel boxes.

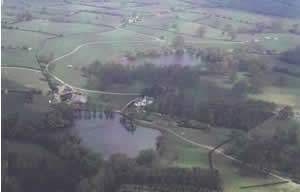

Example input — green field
[250,76,300,111]
[67,12,122,26]
[50,29,163,88]
[238,33,300,52]
[13,19,113,35]
[2,68,49,93]
[164,128,300,192]
[2,29,50,68]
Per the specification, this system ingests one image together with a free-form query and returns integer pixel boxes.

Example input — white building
[134,97,154,107]
[128,18,134,24]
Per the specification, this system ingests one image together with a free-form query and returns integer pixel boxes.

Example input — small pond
[72,112,161,159]
[122,52,204,67]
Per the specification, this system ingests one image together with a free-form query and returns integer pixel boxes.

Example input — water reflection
[120,116,137,134]
[126,53,203,67]
[74,110,136,133]
[72,112,161,158]
[73,110,116,120]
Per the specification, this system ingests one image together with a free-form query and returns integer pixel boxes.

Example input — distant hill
[208,0,300,18]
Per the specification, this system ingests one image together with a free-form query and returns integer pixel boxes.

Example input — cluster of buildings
[125,15,142,24]
[60,88,88,106]
[49,86,88,106]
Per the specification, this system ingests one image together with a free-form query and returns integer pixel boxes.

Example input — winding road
[43,28,166,95]
[2,27,163,96]
[2,66,42,73]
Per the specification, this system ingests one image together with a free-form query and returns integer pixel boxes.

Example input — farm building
[60,92,72,101]
[59,89,87,105]
[71,92,88,104]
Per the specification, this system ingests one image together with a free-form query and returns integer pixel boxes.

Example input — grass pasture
[124,24,176,40]
[176,21,226,40]
[37,30,114,58]
[38,28,159,58]
[13,19,113,35]
[1,29,50,49]
[66,12,122,27]
[248,60,300,110]
[250,86,300,111]
[1,67,51,117]
[139,14,177,29]
[87,92,136,110]
[177,12,207,22]
[2,49,39,69]
[238,33,300,52]
[1,29,51,68]
[2,68,49,93]
[2,88,50,118]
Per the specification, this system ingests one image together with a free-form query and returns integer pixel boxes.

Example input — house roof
[72,94,87,104]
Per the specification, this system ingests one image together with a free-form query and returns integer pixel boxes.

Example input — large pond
[122,52,204,67]
[72,112,161,159]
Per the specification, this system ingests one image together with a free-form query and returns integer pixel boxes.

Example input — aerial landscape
[2,0,300,191]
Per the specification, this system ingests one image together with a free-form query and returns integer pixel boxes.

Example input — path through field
[2,66,42,73]
[137,119,300,190]
[45,40,163,95]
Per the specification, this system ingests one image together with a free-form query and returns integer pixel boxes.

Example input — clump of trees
[229,119,300,179]
[147,88,276,131]
[280,46,300,66]
[45,103,74,129]
[196,26,206,38]
[172,35,185,54]
[223,24,237,40]
[237,20,285,34]
[77,153,223,192]
[136,149,159,168]
[200,48,239,75]
[2,103,101,192]
[3,103,74,139]
[83,60,199,91]
[290,23,300,34]
[37,53,54,66]
[238,56,269,93]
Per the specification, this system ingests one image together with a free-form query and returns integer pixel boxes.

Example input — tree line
[280,46,300,66]
[76,153,223,192]
[146,87,276,131]
[83,60,199,91]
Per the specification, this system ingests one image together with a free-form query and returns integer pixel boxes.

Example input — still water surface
[122,53,203,66]
[72,112,161,159]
